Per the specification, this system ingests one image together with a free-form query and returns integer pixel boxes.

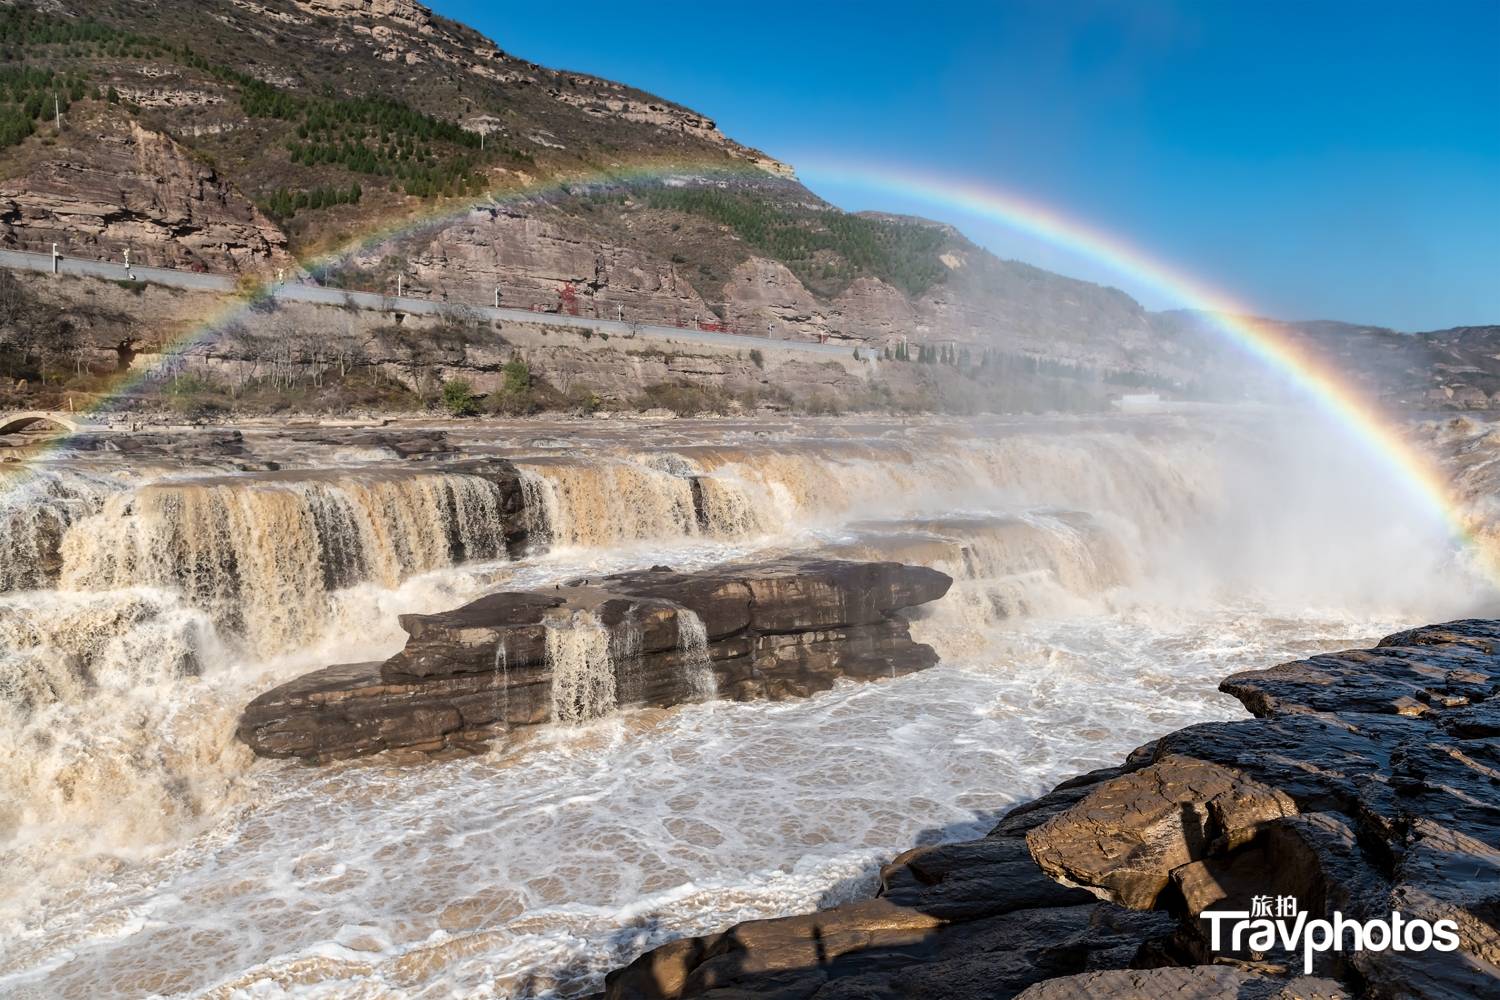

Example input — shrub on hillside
[637,381,724,417]
[440,378,479,416]
[483,359,559,415]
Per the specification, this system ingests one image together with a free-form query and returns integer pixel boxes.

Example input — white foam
[1,410,1491,998]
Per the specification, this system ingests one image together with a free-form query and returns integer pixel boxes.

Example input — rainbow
[1,157,765,446]
[796,159,1493,575]
[3,155,1491,580]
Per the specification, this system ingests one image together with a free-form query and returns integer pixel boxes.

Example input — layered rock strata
[604,620,1500,1000]
[0,106,292,274]
[237,559,951,761]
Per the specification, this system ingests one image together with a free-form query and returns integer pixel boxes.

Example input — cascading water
[493,637,511,729]
[546,609,618,723]
[515,458,700,549]
[509,425,1218,555]
[4,412,1488,999]
[57,472,514,652]
[677,609,717,700]
[0,470,119,592]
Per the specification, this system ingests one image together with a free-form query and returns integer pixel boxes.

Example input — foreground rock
[604,620,1500,1000]
[238,559,951,761]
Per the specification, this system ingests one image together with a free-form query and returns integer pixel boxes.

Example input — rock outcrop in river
[238,559,952,760]
[604,620,1500,1000]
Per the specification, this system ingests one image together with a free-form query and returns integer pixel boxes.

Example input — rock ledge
[604,620,1500,1000]
[238,559,951,760]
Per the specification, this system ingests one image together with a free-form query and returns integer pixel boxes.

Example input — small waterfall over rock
[611,607,646,706]
[546,610,618,723]
[518,467,559,551]
[493,636,510,731]
[677,609,717,700]
[832,512,1136,661]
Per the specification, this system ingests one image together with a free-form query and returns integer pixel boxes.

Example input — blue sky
[436,1,1498,330]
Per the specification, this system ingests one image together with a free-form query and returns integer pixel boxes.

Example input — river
[0,410,1487,997]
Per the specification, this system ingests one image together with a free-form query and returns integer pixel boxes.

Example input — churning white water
[0,411,1491,999]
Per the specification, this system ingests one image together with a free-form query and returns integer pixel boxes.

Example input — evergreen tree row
[638,185,948,298]
[0,65,85,149]
[260,183,362,222]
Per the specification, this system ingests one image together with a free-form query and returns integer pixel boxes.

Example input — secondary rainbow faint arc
[797,160,1489,561]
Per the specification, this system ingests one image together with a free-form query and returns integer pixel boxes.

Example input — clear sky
[434,0,1498,331]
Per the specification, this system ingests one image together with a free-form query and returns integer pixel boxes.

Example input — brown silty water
[0,411,1490,997]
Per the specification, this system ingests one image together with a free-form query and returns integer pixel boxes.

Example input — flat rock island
[238,559,953,760]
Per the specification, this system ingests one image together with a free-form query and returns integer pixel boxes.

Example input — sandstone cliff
[0,103,292,273]
[0,0,1197,389]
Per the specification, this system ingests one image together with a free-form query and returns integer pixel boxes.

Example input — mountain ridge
[0,0,1191,383]
[0,0,1495,414]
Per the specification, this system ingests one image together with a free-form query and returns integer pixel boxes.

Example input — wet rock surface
[603,620,1500,1000]
[237,559,951,761]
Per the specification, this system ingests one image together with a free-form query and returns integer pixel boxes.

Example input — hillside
[0,0,1189,385]
[1155,311,1500,411]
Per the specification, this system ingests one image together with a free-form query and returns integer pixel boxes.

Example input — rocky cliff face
[237,559,952,760]
[605,620,1500,1000]
[0,0,1203,390]
[362,201,716,322]
[0,104,293,273]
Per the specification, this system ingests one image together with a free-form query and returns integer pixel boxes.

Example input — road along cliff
[237,559,952,760]
[603,619,1500,1000]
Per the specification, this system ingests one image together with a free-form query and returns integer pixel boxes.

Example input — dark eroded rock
[1026,756,1297,910]
[238,559,950,761]
[603,618,1500,1000]
[1011,967,1348,1000]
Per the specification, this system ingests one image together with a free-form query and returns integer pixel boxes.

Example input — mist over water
[0,409,1489,998]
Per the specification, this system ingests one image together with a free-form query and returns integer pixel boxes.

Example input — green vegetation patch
[636,185,949,299]
[0,64,86,149]
[0,4,531,203]
[260,183,362,222]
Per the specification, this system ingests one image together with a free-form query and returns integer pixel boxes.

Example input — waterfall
[0,586,232,857]
[0,470,118,592]
[677,609,717,700]
[514,458,699,548]
[0,417,1247,879]
[827,512,1138,661]
[611,608,645,706]
[546,610,617,723]
[518,467,558,551]
[56,472,514,653]
[493,637,510,729]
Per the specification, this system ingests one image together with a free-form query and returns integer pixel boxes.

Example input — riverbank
[603,620,1500,1000]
